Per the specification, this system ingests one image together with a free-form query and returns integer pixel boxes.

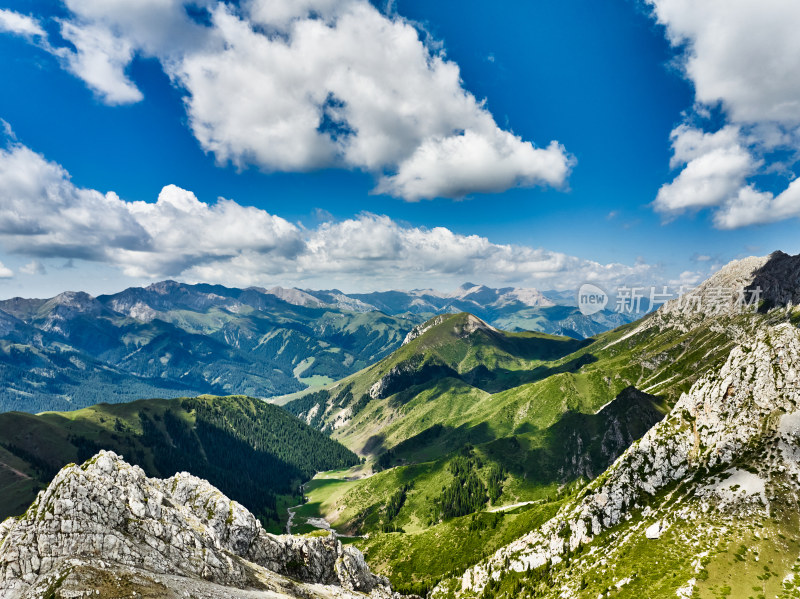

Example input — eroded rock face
[402,315,447,346]
[646,251,800,330]
[446,322,800,597]
[0,451,404,599]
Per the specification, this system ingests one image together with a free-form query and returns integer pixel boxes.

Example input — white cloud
[52,0,209,104]
[648,0,800,124]
[0,261,12,278]
[647,0,800,228]
[119,185,304,277]
[56,20,143,105]
[0,139,647,291]
[0,143,149,259]
[187,212,655,291]
[0,142,303,277]
[713,179,800,229]
[0,9,46,38]
[174,1,573,196]
[20,260,46,275]
[654,125,757,216]
[4,0,572,200]
[376,133,572,201]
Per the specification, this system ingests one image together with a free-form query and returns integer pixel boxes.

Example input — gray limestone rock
[0,451,409,599]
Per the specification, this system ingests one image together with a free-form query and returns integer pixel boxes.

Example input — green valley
[0,394,359,530]
[280,255,800,590]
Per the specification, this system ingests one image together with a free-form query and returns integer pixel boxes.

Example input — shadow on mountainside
[382,386,666,488]
[747,251,800,312]
[374,352,600,402]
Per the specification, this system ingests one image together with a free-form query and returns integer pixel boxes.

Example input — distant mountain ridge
[0,280,637,414]
[0,281,421,413]
[309,281,638,337]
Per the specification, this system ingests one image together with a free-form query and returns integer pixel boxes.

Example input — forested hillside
[0,395,358,528]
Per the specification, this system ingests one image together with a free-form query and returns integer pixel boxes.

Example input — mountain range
[281,251,800,595]
[3,251,799,598]
[330,282,639,337]
[0,281,419,413]
[0,280,635,414]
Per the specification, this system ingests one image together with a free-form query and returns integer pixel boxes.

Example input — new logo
[577,283,608,315]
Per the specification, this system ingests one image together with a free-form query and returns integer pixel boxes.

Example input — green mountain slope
[283,252,800,591]
[436,322,800,599]
[286,301,743,459]
[422,251,800,599]
[286,313,592,448]
[279,314,678,588]
[0,395,358,529]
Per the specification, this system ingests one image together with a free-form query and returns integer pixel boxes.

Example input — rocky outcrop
[748,250,800,309]
[649,251,800,327]
[0,451,407,599]
[402,315,447,346]
[444,321,800,597]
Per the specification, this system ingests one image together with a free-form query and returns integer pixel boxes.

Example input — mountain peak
[266,285,327,307]
[402,312,496,346]
[144,279,182,294]
[41,291,104,318]
[0,450,401,598]
[656,251,800,323]
[749,250,800,309]
[49,290,96,305]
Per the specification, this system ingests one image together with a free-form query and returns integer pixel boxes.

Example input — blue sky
[0,0,798,297]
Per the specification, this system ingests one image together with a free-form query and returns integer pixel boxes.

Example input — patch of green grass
[355,499,563,590]
[298,375,336,387]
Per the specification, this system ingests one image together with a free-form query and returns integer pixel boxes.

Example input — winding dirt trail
[0,460,32,480]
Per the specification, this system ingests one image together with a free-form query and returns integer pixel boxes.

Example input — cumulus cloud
[654,125,758,216]
[648,0,800,124]
[0,142,303,278]
[20,260,46,275]
[0,143,149,259]
[56,20,143,105]
[0,9,46,38]
[713,179,800,229]
[0,139,647,291]
[3,0,572,200]
[185,212,655,291]
[647,0,800,228]
[0,261,12,278]
[376,134,572,201]
[296,214,653,288]
[120,185,304,277]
